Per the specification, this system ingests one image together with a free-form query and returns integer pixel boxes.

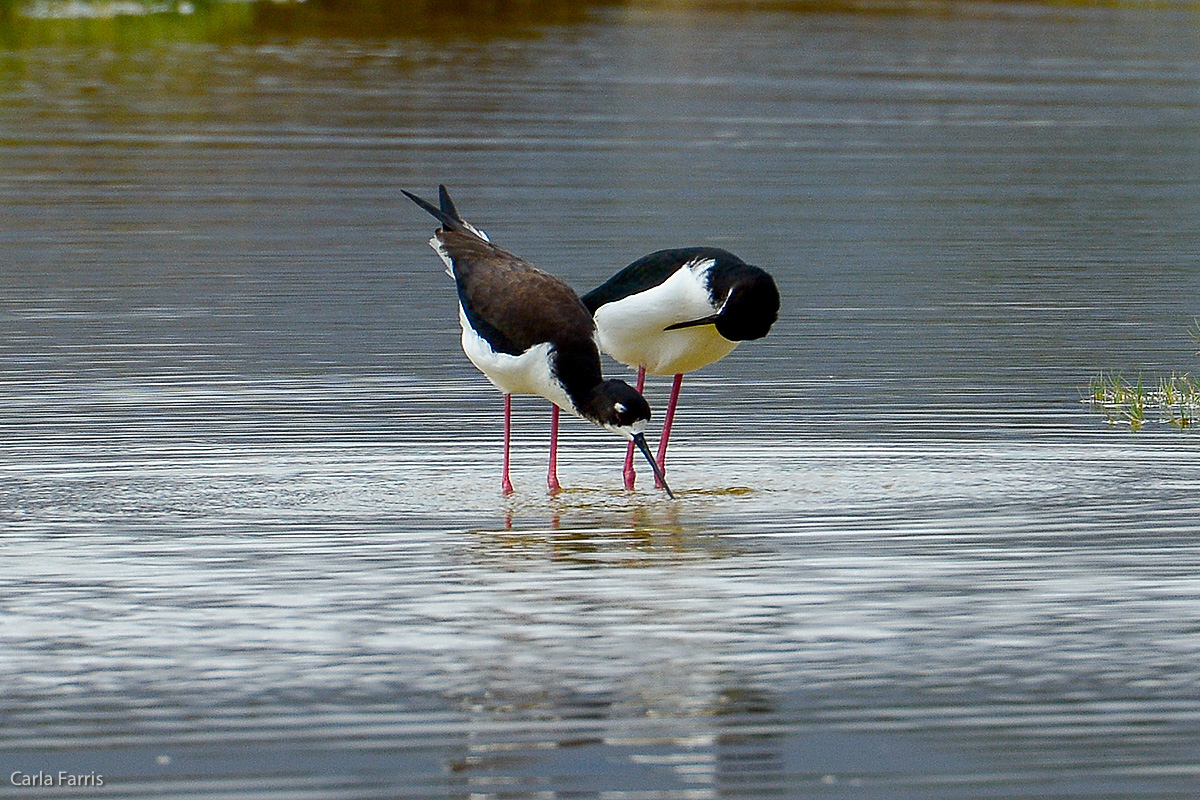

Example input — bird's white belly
[597,320,737,376]
[592,267,738,376]
[458,305,577,415]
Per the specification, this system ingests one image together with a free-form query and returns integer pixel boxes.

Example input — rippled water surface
[2,1,1200,797]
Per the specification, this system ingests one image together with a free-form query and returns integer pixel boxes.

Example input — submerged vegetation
[1083,321,1200,431]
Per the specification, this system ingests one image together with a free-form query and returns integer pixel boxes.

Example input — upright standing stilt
[501,394,514,495]
[547,404,561,494]
[622,365,647,490]
[654,372,684,488]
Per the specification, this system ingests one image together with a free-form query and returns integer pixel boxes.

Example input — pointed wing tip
[437,185,458,219]
[404,187,459,232]
[402,188,435,212]
[405,185,491,243]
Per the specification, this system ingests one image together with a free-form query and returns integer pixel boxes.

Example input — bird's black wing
[581,247,740,313]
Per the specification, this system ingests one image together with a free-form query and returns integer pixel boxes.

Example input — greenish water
[2,1,1199,798]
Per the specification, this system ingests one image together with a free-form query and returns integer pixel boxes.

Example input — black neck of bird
[552,340,606,419]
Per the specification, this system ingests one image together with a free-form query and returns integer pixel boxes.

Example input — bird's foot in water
[623,468,637,491]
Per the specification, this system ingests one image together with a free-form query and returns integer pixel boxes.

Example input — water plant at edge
[1083,371,1200,430]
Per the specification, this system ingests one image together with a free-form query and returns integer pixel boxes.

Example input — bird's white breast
[592,258,739,376]
[458,305,577,416]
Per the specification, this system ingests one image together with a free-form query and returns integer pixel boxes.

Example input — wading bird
[582,247,779,489]
[403,185,673,498]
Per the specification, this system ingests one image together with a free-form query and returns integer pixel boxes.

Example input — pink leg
[547,404,562,494]
[623,366,646,490]
[501,394,514,495]
[654,373,683,488]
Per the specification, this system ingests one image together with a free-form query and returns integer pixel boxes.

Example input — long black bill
[632,432,675,499]
[663,314,721,331]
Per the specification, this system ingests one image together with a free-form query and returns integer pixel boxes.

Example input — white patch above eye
[614,402,627,414]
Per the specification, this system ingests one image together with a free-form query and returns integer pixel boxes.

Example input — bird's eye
[614,402,627,415]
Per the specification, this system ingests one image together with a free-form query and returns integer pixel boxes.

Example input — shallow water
[2,1,1200,798]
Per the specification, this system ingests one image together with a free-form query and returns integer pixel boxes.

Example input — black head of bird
[582,378,672,497]
[664,261,780,342]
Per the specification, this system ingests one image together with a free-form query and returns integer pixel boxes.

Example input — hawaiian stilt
[582,247,779,488]
[403,185,673,498]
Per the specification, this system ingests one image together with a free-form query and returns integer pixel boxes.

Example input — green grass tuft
[1083,371,1200,431]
